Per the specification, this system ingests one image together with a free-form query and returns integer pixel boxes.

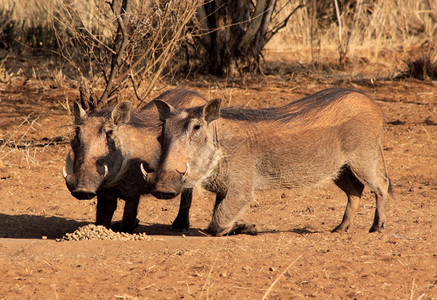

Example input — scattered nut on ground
[58,224,162,242]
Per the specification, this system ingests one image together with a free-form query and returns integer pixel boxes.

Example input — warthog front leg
[172,188,193,232]
[96,192,118,229]
[118,196,140,233]
[207,188,257,236]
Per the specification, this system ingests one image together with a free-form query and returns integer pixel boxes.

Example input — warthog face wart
[64,102,132,200]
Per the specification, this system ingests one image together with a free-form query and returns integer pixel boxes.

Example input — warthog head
[148,99,222,199]
[64,102,132,200]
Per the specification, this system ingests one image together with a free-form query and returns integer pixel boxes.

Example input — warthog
[63,89,207,233]
[148,88,392,236]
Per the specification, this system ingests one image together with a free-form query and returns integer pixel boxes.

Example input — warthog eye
[189,123,202,140]
[105,129,116,148]
[105,129,113,138]
[72,127,81,146]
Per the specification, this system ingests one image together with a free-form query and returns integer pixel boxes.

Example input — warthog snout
[151,191,178,199]
[63,151,107,201]
[71,188,96,200]
[141,161,188,199]
[152,172,185,199]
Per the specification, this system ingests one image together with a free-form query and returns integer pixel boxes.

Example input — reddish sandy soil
[0,53,436,299]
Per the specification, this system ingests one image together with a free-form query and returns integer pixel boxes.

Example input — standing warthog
[148,88,392,236]
[63,89,207,233]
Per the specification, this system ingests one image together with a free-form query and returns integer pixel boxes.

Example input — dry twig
[262,252,304,300]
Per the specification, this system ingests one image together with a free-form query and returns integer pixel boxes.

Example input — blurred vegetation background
[0,0,436,108]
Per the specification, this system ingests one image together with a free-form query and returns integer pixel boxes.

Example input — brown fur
[153,88,391,236]
[63,89,207,233]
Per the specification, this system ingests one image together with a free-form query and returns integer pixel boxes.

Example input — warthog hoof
[172,217,189,232]
[229,223,258,236]
[331,224,350,233]
[207,223,258,236]
[110,218,140,233]
[369,222,385,233]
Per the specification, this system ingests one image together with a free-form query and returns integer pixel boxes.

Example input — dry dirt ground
[0,54,436,299]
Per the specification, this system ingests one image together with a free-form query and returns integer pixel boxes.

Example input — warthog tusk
[176,162,190,182]
[140,163,148,180]
[104,165,108,179]
[62,166,68,179]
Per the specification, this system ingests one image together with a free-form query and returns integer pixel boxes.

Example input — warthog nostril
[152,191,178,199]
[71,190,96,200]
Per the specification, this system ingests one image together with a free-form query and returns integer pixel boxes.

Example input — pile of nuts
[58,224,160,241]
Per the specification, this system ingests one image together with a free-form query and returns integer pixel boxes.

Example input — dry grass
[0,0,435,83]
[0,0,59,49]
[267,0,436,66]
[404,53,437,80]
[51,0,203,108]
[262,252,305,300]
[0,114,41,167]
[0,56,13,82]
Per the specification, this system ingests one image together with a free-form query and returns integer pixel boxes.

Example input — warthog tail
[379,143,393,196]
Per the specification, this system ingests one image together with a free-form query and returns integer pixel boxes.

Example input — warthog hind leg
[368,171,390,232]
[349,160,389,233]
[332,165,365,232]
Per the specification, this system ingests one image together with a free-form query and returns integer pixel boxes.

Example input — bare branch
[238,0,268,52]
[345,0,363,57]
[268,0,309,41]
[259,0,276,49]
[77,25,116,55]
[98,0,130,108]
[196,5,212,48]
[334,0,343,51]
[129,71,145,104]
[0,137,69,149]
[141,2,200,98]
[54,0,202,109]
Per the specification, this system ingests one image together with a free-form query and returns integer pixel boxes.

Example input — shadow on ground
[0,213,89,239]
[137,224,324,237]
[0,213,325,240]
[0,214,206,239]
[135,223,206,237]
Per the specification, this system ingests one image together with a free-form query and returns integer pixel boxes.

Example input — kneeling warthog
[63,89,206,233]
[149,88,391,236]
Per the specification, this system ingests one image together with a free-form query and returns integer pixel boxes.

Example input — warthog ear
[112,101,131,125]
[154,100,175,122]
[73,102,87,124]
[203,98,222,124]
